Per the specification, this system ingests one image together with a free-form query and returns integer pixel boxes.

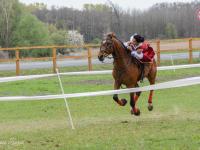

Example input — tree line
[0,0,200,57]
[32,1,200,42]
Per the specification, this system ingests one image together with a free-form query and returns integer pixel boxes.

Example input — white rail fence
[1,63,200,83]
[0,76,200,102]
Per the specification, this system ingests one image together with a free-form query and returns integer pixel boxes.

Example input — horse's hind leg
[113,82,127,106]
[147,90,154,111]
[147,72,156,111]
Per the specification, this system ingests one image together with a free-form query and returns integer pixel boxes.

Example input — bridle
[99,38,119,61]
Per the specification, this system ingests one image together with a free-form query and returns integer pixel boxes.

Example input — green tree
[49,29,68,45]
[12,13,51,57]
[48,24,68,55]
[92,38,101,44]
[0,0,22,47]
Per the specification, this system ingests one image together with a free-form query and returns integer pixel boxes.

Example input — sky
[19,0,195,10]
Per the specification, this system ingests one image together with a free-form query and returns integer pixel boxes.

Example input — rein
[101,37,123,61]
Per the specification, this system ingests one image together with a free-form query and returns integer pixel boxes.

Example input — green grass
[0,67,200,149]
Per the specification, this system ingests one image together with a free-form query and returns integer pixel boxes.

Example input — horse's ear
[111,32,116,38]
[107,32,116,39]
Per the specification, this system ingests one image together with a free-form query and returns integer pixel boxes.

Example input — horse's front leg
[130,92,140,116]
[113,82,127,106]
[135,83,141,102]
[126,83,141,116]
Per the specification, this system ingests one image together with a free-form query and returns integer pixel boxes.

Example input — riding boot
[140,64,144,83]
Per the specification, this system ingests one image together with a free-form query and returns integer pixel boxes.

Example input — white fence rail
[0,63,200,83]
[0,76,200,102]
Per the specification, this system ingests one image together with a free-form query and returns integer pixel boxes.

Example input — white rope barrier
[0,76,200,102]
[0,71,112,83]
[0,63,200,83]
[56,68,75,130]
[157,63,200,71]
[0,74,55,83]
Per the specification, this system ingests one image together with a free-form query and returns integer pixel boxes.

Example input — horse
[98,33,157,116]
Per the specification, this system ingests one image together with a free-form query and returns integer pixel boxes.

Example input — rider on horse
[124,34,155,62]
[98,32,157,115]
[124,34,156,82]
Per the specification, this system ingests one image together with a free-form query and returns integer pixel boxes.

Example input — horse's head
[98,32,116,62]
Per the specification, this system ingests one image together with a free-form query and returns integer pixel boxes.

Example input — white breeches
[131,51,143,59]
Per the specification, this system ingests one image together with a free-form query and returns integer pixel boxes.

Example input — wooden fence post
[87,47,92,71]
[15,49,20,76]
[156,39,161,66]
[52,48,57,73]
[189,38,193,64]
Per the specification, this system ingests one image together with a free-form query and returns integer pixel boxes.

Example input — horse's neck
[113,39,131,70]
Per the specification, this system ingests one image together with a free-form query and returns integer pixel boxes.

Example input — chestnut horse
[98,33,157,116]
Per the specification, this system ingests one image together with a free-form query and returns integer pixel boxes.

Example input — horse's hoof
[148,104,153,111]
[131,108,140,116]
[121,99,127,106]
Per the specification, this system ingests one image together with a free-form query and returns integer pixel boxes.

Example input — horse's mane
[106,32,129,53]
[116,38,129,53]
[106,32,142,68]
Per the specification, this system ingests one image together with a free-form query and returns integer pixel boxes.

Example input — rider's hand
[137,49,143,54]
[127,46,132,51]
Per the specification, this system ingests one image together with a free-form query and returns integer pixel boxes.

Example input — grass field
[0,67,200,150]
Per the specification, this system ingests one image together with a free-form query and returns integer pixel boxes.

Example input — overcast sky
[19,0,194,10]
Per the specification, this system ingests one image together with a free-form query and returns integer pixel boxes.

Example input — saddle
[133,58,153,82]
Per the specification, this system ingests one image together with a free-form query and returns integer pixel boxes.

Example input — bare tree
[0,0,12,47]
[106,0,121,36]
[28,1,200,42]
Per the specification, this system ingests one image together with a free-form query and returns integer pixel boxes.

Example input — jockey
[125,34,155,62]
